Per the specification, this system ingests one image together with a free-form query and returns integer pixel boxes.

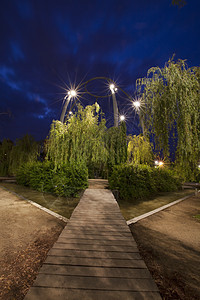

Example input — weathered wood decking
[25,189,161,300]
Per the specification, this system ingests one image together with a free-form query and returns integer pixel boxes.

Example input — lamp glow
[109,83,117,94]
[158,161,164,166]
[120,115,125,121]
[110,84,115,90]
[133,101,141,108]
[68,90,77,97]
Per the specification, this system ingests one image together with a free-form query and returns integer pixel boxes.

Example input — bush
[153,168,181,192]
[108,163,181,201]
[16,161,88,197]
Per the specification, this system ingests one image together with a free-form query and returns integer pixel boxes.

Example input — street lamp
[155,160,164,167]
[60,89,77,123]
[119,115,125,122]
[133,100,141,110]
[132,98,145,136]
[109,83,119,127]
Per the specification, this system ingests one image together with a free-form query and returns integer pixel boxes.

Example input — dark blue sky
[0,0,199,141]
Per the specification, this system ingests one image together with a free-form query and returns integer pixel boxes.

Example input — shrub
[153,168,182,192]
[16,161,88,197]
[109,163,181,201]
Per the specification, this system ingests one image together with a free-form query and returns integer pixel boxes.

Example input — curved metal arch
[61,76,133,125]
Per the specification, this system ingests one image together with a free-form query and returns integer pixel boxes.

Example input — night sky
[0,0,200,142]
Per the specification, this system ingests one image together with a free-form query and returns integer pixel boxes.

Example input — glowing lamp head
[154,160,159,165]
[133,101,141,108]
[109,83,117,94]
[158,161,164,167]
[198,164,200,169]
[68,89,77,97]
[120,115,125,121]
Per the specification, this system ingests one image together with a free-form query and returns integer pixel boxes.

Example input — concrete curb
[0,185,68,223]
[127,193,194,225]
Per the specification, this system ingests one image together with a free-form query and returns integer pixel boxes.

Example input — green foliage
[0,139,13,176]
[153,168,181,192]
[16,161,88,197]
[9,134,39,175]
[47,103,108,177]
[46,104,127,178]
[172,0,186,7]
[127,134,153,165]
[109,164,181,201]
[105,122,127,173]
[136,58,200,181]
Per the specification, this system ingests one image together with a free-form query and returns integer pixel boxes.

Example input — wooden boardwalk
[25,189,161,300]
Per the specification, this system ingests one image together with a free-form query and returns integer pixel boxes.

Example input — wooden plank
[58,233,133,240]
[25,287,161,300]
[52,242,138,252]
[44,256,146,268]
[48,248,141,259]
[39,264,151,278]
[60,229,132,237]
[56,237,136,246]
[65,225,131,232]
[33,274,159,291]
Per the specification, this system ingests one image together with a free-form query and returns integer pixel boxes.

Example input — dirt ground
[130,195,200,300]
[0,187,65,300]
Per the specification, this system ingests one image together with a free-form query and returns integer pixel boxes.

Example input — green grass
[117,189,194,221]
[194,214,200,221]
[0,182,80,219]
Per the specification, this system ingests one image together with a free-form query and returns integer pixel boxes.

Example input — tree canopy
[136,58,200,180]
[46,103,127,177]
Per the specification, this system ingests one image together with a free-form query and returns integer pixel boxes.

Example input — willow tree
[136,58,200,180]
[46,103,108,177]
[0,139,13,176]
[172,0,186,7]
[105,121,127,171]
[127,134,153,165]
[9,134,39,175]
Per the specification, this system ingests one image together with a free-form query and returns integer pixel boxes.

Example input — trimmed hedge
[16,161,88,197]
[109,164,181,201]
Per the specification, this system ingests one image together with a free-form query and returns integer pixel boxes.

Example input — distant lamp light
[133,101,141,109]
[155,160,164,167]
[68,89,77,97]
[109,83,117,94]
[110,84,115,90]
[198,164,200,169]
[120,115,125,121]
[69,111,73,115]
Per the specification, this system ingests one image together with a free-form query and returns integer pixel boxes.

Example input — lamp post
[132,99,145,136]
[60,90,77,123]
[119,115,125,122]
[109,83,119,127]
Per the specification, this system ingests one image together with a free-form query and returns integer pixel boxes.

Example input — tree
[46,103,108,177]
[0,139,13,176]
[105,121,127,172]
[136,58,200,180]
[172,0,186,7]
[46,104,128,178]
[9,134,39,175]
[127,134,153,165]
